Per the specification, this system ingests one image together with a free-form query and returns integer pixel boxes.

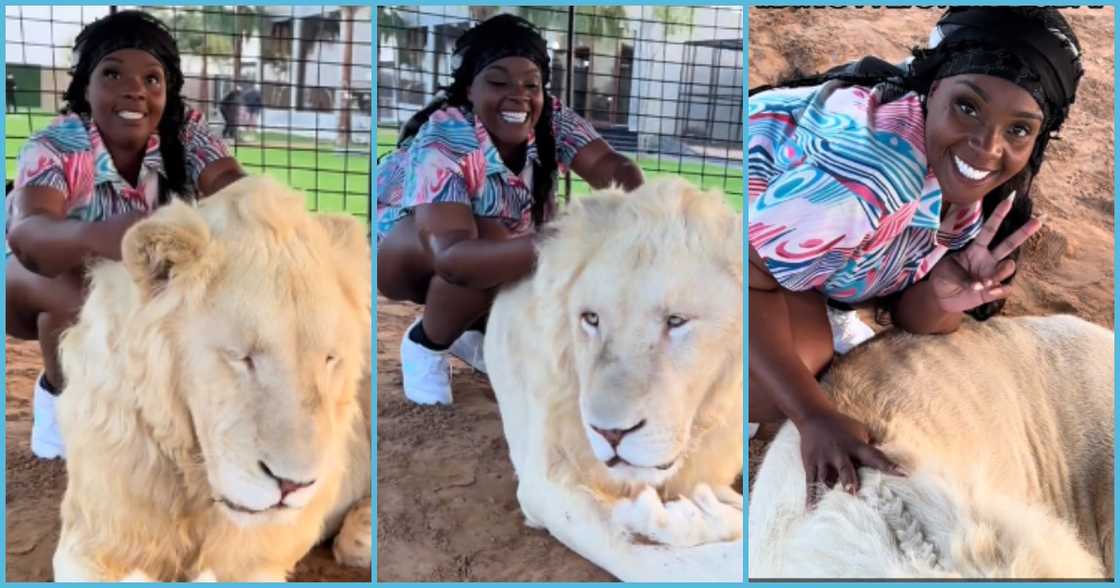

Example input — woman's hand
[87,209,151,261]
[797,408,904,507]
[929,192,1043,313]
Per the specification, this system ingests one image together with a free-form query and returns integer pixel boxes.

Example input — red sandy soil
[4,336,371,581]
[747,7,1115,483]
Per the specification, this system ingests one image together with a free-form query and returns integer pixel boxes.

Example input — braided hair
[398,14,558,226]
[751,7,1083,321]
[62,10,188,198]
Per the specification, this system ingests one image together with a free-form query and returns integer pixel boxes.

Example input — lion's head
[534,179,743,488]
[107,176,370,526]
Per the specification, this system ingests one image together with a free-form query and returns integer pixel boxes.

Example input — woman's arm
[569,138,644,191]
[889,277,964,335]
[7,186,145,276]
[415,203,536,290]
[749,248,834,423]
[197,156,247,198]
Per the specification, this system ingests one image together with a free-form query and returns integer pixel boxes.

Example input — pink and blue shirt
[748,81,984,303]
[376,97,600,239]
[12,107,231,222]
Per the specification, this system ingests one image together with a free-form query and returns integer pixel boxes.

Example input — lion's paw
[611,484,742,547]
[332,501,372,569]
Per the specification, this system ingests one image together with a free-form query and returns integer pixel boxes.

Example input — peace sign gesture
[929,192,1044,313]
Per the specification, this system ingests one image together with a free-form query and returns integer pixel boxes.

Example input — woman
[377,14,643,405]
[6,10,246,459]
[748,7,1083,501]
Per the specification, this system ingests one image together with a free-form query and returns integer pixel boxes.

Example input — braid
[159,91,188,196]
[531,98,557,226]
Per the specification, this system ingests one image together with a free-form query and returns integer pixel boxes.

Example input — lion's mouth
[215,496,288,514]
[605,455,676,471]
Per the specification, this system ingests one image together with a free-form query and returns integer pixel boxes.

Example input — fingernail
[984,279,993,287]
[1006,190,1016,204]
[844,483,856,494]
[972,282,984,291]
[895,466,909,476]
[1035,213,1049,225]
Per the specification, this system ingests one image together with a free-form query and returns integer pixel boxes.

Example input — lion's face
[123,177,369,527]
[562,195,741,487]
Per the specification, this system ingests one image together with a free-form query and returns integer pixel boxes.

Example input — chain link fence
[377,5,743,208]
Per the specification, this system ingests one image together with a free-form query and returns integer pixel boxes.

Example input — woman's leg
[748,288,834,423]
[6,256,85,388]
[377,215,513,402]
[377,215,512,344]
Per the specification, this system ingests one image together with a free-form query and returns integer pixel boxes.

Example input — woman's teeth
[500,111,527,124]
[954,155,992,181]
[117,111,144,121]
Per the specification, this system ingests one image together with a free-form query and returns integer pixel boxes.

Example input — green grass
[376,127,742,211]
[6,111,370,220]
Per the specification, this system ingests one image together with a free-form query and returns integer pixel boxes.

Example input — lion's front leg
[332,499,372,568]
[519,476,743,582]
[611,484,742,547]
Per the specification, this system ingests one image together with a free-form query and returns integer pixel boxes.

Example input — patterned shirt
[376,97,600,239]
[748,81,984,303]
[13,107,231,222]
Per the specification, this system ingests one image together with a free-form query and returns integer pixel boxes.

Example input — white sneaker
[400,319,453,405]
[827,307,876,355]
[31,373,65,460]
[449,330,487,374]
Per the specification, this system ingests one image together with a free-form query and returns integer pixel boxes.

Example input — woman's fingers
[804,461,819,508]
[990,214,1045,261]
[971,191,1017,249]
[837,458,859,495]
[854,443,905,476]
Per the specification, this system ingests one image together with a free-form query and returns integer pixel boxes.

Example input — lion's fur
[485,178,744,581]
[749,314,1114,579]
[54,176,371,581]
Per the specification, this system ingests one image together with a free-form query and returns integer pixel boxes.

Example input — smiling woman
[747,6,1084,504]
[4,10,246,461]
[376,13,644,407]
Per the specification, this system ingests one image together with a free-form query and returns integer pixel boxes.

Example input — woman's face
[468,56,545,151]
[924,74,1043,206]
[85,48,167,151]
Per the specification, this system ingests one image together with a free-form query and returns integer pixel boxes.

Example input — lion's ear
[316,213,369,259]
[122,201,213,297]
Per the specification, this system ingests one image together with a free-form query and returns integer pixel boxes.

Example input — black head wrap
[912,7,1083,136]
[62,10,188,198]
[449,14,551,92]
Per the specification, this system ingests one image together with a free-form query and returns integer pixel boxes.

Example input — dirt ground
[375,298,613,582]
[747,7,1116,484]
[4,336,371,581]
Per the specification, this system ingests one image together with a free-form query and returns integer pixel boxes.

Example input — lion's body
[749,315,1114,579]
[485,179,744,582]
[54,177,371,581]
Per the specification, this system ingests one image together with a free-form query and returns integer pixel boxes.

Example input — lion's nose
[259,461,315,500]
[592,419,646,449]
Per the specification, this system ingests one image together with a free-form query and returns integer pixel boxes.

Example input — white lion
[53,176,372,581]
[749,314,1114,579]
[485,178,744,582]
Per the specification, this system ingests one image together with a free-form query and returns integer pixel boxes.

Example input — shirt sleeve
[180,108,233,189]
[14,139,67,194]
[748,165,880,292]
[401,140,472,210]
[550,98,601,168]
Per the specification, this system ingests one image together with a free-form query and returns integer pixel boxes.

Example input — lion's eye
[581,311,599,328]
[666,315,689,329]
